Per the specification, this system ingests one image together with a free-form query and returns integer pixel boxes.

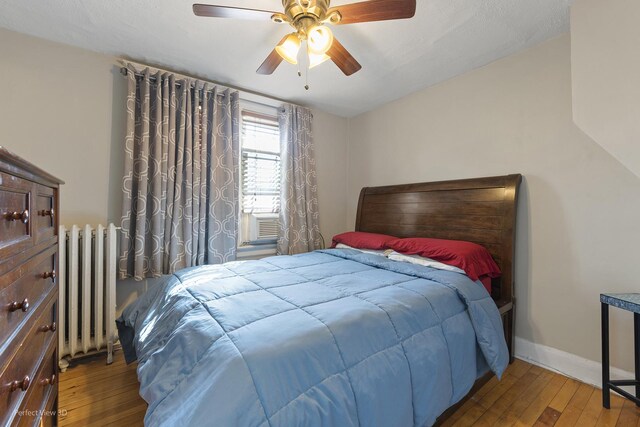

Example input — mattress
[117,248,509,426]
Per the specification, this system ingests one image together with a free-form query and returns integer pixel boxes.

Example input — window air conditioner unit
[249,213,279,242]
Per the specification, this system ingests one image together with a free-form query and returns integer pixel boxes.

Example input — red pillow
[331,232,396,250]
[386,237,501,281]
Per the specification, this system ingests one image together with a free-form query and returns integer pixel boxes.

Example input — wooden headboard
[355,174,522,308]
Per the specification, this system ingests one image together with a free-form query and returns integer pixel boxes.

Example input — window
[239,109,281,246]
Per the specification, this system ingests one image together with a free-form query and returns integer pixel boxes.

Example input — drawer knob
[8,298,29,313]
[41,322,57,333]
[6,209,29,224]
[42,270,56,281]
[39,208,55,222]
[40,374,56,386]
[9,376,30,392]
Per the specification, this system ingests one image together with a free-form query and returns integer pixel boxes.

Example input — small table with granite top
[600,293,640,409]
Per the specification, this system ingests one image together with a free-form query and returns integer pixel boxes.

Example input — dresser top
[600,293,640,314]
[0,146,64,186]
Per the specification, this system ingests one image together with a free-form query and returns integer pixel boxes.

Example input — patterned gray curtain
[120,64,240,280]
[277,104,321,255]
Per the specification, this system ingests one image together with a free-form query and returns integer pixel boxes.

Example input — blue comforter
[117,249,509,427]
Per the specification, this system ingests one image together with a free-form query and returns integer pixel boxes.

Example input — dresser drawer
[0,247,57,349]
[1,147,63,427]
[14,342,57,427]
[0,296,57,426]
[34,185,56,246]
[0,172,33,261]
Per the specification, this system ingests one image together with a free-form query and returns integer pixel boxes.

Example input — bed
[117,174,522,426]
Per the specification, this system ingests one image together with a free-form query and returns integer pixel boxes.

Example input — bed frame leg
[502,306,515,364]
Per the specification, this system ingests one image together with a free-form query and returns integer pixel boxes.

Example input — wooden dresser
[0,147,63,426]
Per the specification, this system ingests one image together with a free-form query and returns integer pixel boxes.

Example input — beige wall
[347,34,640,372]
[571,0,640,179]
[314,109,349,243]
[0,27,126,226]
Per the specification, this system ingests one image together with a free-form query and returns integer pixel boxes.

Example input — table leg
[602,302,611,409]
[635,312,639,407]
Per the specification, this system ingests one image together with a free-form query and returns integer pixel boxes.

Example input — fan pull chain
[297,41,303,78]
[300,40,310,90]
[305,63,310,91]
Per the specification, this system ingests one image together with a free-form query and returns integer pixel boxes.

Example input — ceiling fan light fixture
[308,52,330,69]
[307,25,334,55]
[193,0,418,77]
[275,33,302,64]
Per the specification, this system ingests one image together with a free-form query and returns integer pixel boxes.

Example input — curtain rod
[117,59,309,111]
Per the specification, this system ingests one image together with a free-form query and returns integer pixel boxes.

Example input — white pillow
[335,243,388,257]
[387,251,466,274]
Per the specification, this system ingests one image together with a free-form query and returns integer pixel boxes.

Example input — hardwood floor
[59,353,640,427]
[58,353,146,426]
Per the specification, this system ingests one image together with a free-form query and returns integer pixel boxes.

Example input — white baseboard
[514,337,634,388]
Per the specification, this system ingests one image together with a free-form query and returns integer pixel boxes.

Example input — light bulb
[308,52,330,69]
[276,33,301,65]
[307,25,334,55]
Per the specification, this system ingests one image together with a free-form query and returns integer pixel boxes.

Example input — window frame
[238,102,281,252]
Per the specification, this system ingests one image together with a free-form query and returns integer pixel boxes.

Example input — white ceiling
[0,0,572,117]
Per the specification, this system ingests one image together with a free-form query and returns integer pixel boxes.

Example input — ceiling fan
[193,0,417,77]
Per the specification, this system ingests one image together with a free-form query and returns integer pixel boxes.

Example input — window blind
[241,111,281,214]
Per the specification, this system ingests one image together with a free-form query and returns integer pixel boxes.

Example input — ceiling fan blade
[193,4,277,20]
[330,0,416,25]
[327,38,362,76]
[256,35,288,75]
